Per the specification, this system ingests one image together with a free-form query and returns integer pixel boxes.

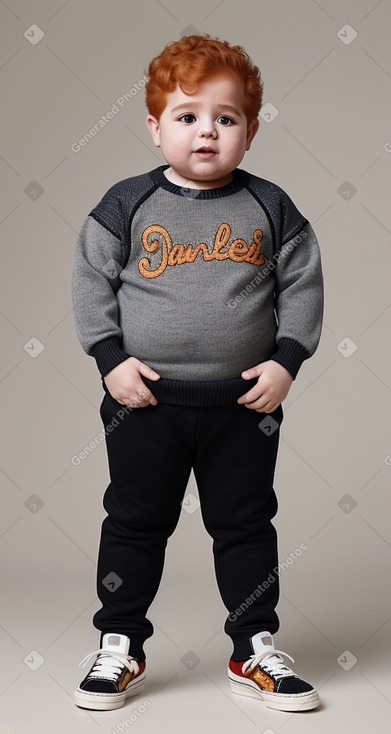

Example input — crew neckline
[148,164,249,199]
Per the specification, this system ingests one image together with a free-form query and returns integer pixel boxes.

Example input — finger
[238,388,261,404]
[128,395,146,408]
[261,402,280,413]
[242,398,266,410]
[268,403,280,413]
[137,383,158,406]
[130,388,159,408]
[243,397,273,412]
[121,385,148,408]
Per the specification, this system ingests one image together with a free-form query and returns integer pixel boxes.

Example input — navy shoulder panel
[88,169,159,266]
[243,170,309,250]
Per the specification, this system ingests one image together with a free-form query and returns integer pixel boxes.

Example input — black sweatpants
[93,385,284,662]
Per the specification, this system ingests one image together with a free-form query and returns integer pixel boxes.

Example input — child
[72,33,324,713]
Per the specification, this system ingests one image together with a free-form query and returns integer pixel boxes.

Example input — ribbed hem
[90,337,131,377]
[269,337,310,380]
[142,375,259,408]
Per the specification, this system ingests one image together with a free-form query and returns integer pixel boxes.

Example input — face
[146,70,259,188]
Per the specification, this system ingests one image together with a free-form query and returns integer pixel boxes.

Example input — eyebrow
[170,103,242,115]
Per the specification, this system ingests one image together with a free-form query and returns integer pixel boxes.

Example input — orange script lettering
[138,223,266,279]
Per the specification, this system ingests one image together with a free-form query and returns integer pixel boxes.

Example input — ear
[245,118,260,151]
[146,115,161,147]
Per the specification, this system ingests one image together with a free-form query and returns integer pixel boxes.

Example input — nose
[197,122,217,138]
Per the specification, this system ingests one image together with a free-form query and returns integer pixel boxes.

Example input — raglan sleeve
[71,186,132,377]
[269,189,324,380]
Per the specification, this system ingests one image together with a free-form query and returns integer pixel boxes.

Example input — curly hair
[144,33,263,124]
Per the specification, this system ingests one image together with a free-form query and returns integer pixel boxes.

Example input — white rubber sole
[74,671,146,711]
[228,670,320,712]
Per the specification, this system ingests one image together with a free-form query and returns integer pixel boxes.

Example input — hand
[103,357,160,408]
[237,360,293,412]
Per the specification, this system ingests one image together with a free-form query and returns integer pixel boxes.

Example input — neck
[164,167,233,189]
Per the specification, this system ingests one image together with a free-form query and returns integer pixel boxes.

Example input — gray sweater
[71,164,324,407]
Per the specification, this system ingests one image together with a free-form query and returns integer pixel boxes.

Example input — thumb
[137,360,161,381]
[241,364,264,379]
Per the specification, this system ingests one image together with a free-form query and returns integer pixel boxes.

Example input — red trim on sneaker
[229,659,246,676]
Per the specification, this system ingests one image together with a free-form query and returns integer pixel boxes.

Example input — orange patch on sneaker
[245,666,275,692]
[117,668,133,692]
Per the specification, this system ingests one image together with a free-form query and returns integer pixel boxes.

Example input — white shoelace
[79,649,139,681]
[242,648,296,679]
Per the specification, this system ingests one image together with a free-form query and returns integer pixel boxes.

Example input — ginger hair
[144,33,263,125]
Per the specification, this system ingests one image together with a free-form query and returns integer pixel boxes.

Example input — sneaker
[228,631,320,712]
[74,633,146,711]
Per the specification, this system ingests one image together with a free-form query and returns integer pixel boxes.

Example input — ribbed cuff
[90,336,131,377]
[269,337,310,380]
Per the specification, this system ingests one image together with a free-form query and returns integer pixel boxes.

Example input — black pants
[93,387,283,662]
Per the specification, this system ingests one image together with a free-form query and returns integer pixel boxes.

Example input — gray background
[1,0,391,732]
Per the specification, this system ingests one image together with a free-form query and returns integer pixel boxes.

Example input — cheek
[224,128,246,152]
[163,128,189,149]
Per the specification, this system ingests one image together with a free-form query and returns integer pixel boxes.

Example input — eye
[178,114,196,123]
[217,116,234,125]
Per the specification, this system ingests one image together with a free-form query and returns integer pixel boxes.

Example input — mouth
[194,147,217,158]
